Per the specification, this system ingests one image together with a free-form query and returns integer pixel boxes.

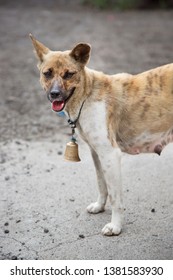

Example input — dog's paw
[87,202,105,214]
[102,222,122,236]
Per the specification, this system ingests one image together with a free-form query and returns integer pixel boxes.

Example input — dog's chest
[77,101,111,149]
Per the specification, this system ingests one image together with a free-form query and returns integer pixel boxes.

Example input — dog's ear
[29,34,50,63]
[70,43,91,65]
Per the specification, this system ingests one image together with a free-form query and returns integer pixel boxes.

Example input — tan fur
[30,34,173,235]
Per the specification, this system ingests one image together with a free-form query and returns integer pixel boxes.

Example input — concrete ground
[0,0,173,260]
[1,139,173,260]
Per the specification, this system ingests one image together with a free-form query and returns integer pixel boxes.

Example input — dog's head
[30,34,91,112]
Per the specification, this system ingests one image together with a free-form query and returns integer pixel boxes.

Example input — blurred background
[0,0,173,142]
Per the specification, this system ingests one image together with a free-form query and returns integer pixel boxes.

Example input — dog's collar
[67,100,86,131]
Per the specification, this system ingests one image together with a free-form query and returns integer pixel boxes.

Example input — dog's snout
[50,90,60,99]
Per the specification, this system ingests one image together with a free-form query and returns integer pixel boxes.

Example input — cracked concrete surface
[0,0,173,260]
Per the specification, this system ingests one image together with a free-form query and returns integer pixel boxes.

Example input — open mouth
[52,100,65,112]
[51,88,75,112]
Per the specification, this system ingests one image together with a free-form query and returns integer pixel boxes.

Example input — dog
[30,34,173,236]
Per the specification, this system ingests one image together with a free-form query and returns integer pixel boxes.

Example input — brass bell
[64,141,81,162]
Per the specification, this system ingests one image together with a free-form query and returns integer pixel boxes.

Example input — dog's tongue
[52,100,65,112]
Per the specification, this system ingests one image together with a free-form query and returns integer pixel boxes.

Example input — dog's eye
[43,69,52,79]
[63,71,75,80]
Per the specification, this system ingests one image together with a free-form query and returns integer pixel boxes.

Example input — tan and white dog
[30,34,173,236]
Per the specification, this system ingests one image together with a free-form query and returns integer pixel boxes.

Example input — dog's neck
[64,67,122,131]
[67,99,86,129]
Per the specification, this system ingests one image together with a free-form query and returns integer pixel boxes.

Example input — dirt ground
[0,0,173,260]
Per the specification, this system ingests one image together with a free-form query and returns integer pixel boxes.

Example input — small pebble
[16,219,21,223]
[44,228,49,233]
[4,229,9,234]
[5,176,10,181]
[0,158,6,164]
[11,255,18,260]
[151,208,155,213]
[58,151,63,155]
[4,222,9,226]
[79,234,85,239]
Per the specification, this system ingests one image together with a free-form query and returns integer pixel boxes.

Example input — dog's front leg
[87,147,108,213]
[98,148,123,236]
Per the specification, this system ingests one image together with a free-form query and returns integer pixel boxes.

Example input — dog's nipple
[154,144,162,156]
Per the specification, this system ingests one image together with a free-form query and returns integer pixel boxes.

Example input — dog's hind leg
[87,147,108,214]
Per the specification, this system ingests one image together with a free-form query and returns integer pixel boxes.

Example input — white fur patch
[76,100,123,236]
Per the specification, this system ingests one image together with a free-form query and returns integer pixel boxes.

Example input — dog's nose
[50,90,60,99]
